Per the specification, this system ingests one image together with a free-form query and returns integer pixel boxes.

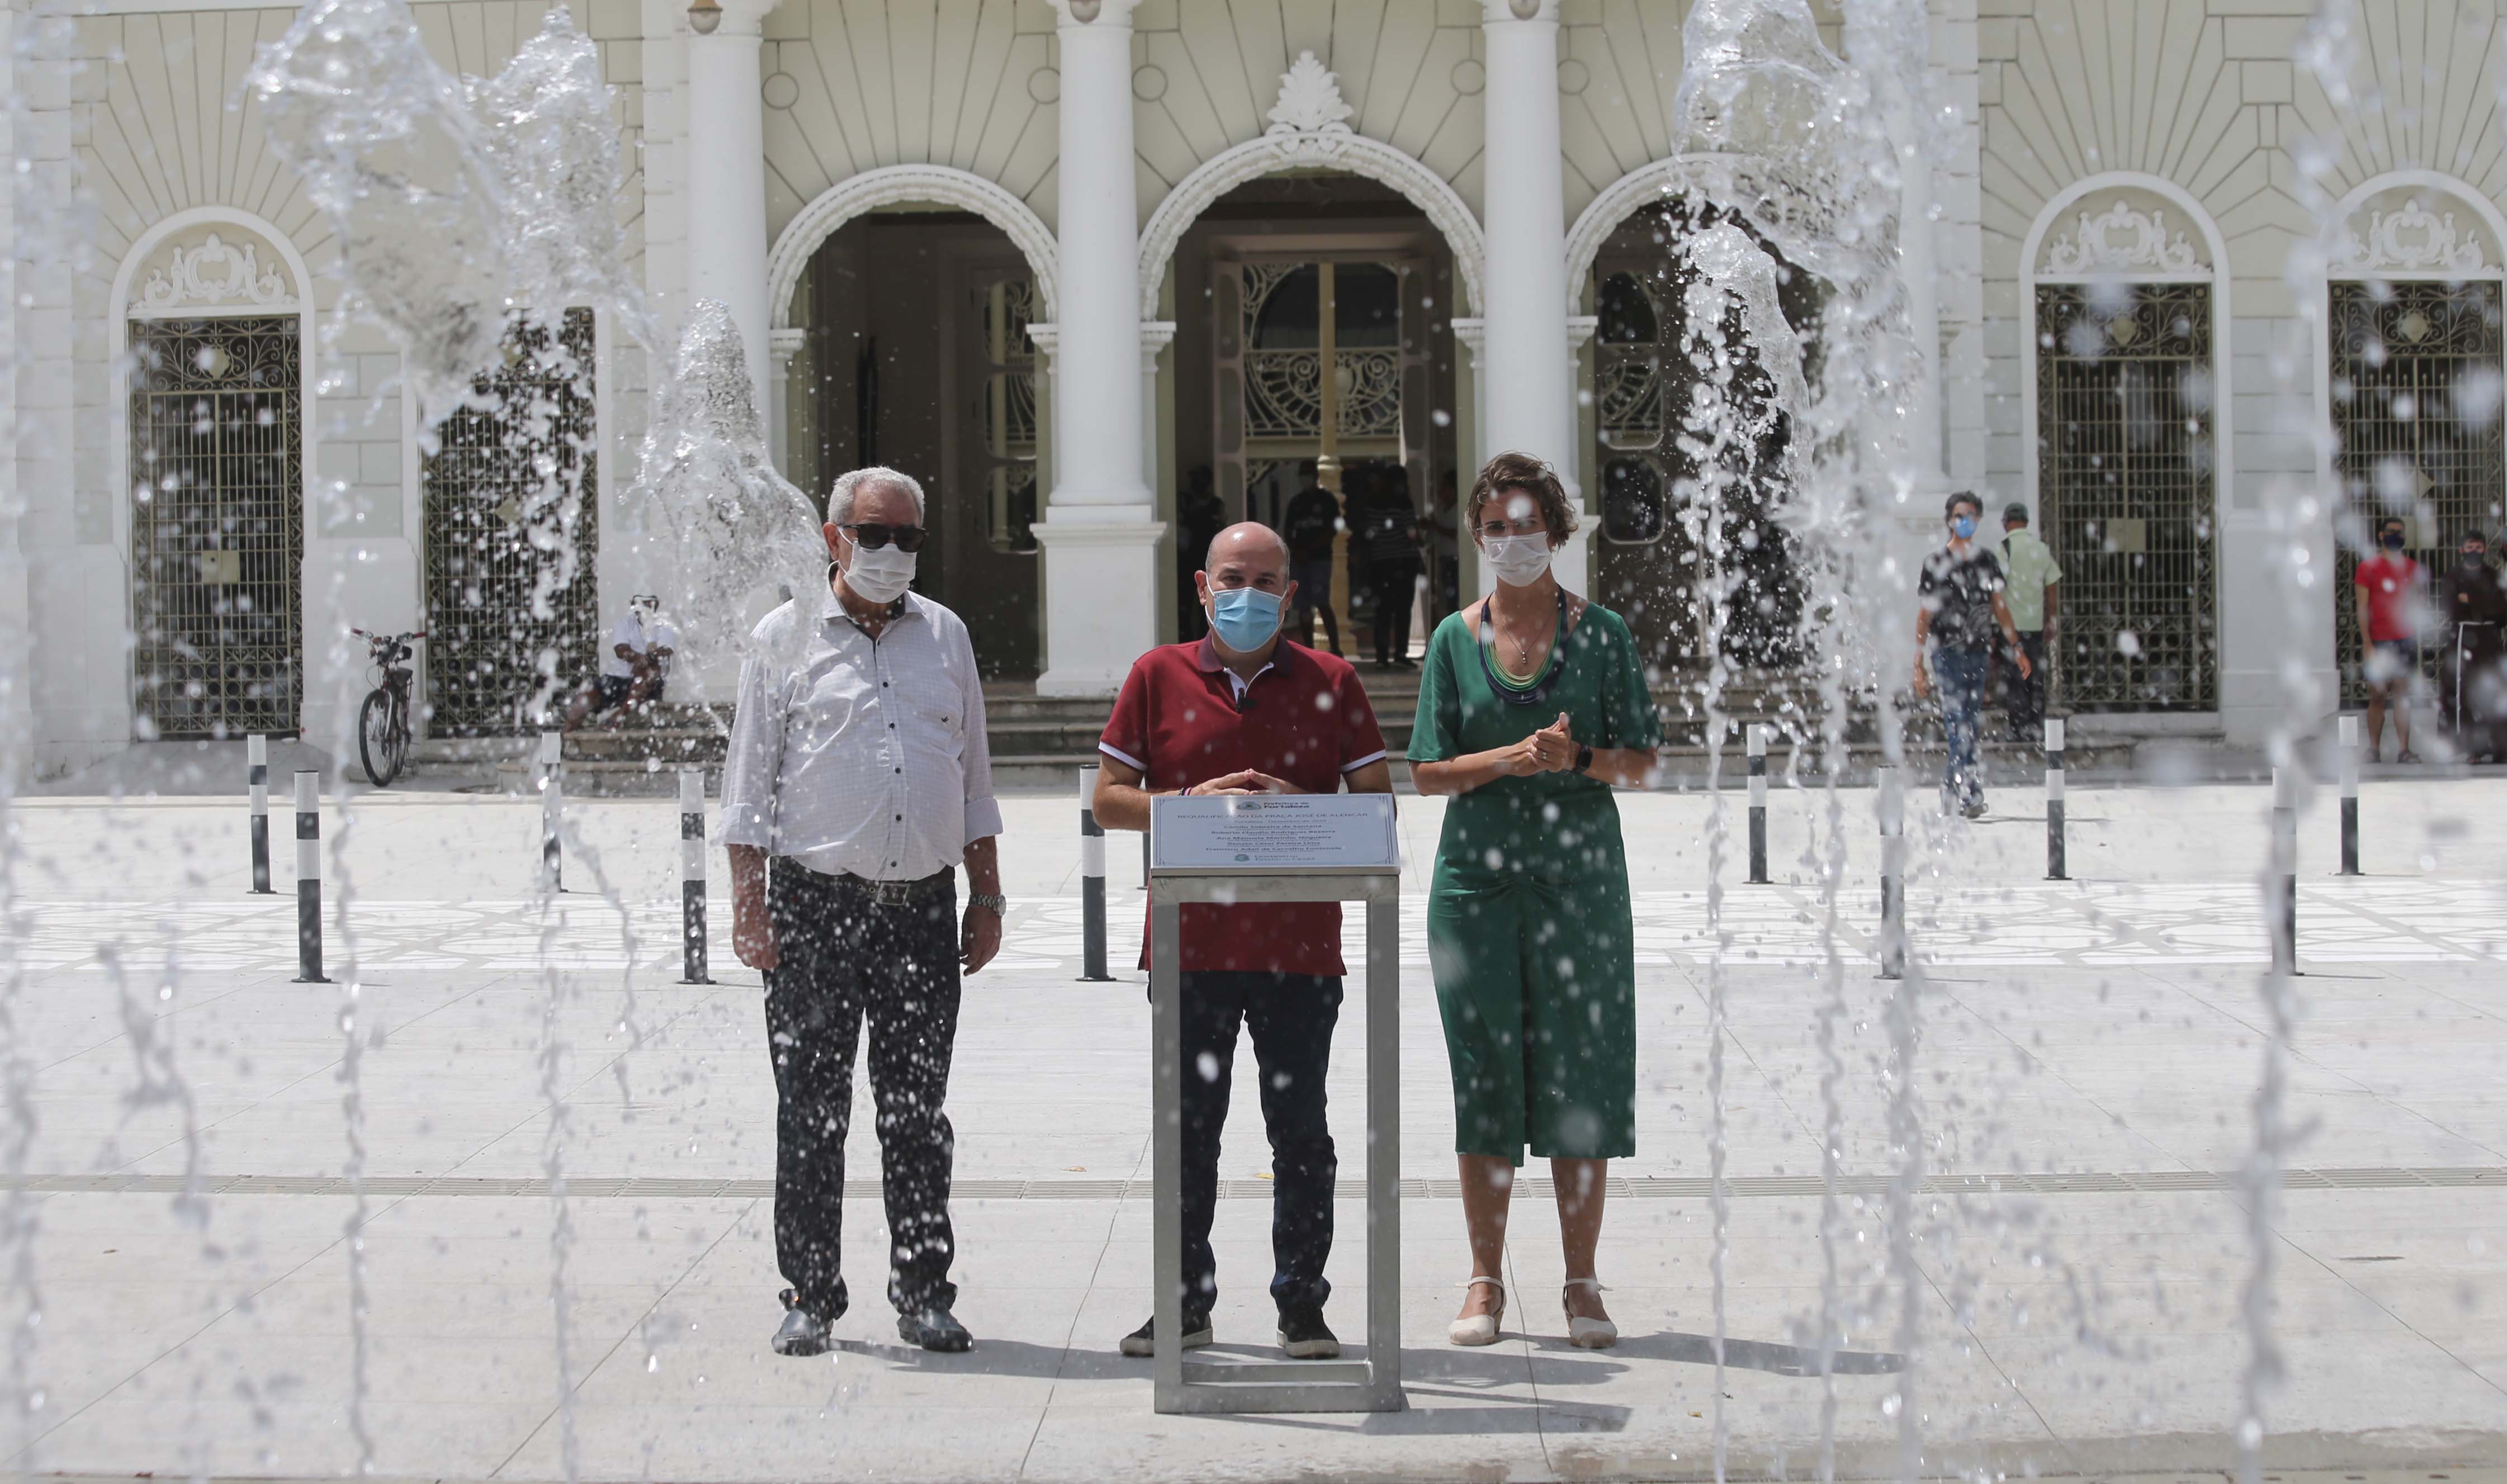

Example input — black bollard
[1746,723,1769,884]
[679,769,712,985]
[248,734,273,894]
[293,771,329,983]
[1080,764,1113,982]
[537,731,564,894]
[2045,717,2067,881]
[2338,715,2361,876]
[1877,766,1905,980]
[2269,767,2299,975]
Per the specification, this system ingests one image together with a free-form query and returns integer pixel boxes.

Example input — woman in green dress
[1406,451,1663,1350]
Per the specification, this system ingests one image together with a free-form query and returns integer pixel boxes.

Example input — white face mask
[841,541,917,605]
[1483,533,1554,588]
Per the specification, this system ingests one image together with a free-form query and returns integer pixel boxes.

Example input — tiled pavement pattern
[1,788,2500,1480]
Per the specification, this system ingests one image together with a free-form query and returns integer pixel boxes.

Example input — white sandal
[1563,1277,1617,1349]
[1448,1276,1506,1346]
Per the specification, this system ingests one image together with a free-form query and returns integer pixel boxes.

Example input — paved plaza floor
[1,776,2501,1481]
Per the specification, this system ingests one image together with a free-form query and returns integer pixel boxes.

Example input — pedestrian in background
[2440,527,2505,762]
[2354,514,2426,762]
[1360,464,1423,668]
[1995,500,2060,742]
[1281,460,1344,656]
[723,465,1007,1359]
[1914,491,2030,818]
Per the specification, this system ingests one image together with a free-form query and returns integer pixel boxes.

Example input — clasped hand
[1501,713,1578,776]
[1186,769,1299,796]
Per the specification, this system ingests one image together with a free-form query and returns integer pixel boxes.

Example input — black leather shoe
[897,1303,973,1353]
[1119,1311,1212,1357]
[1276,1303,1341,1359]
[772,1289,831,1357]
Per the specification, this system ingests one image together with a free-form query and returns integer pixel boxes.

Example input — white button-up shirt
[720,584,1002,881]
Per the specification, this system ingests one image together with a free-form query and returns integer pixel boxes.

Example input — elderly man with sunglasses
[721,465,1006,1358]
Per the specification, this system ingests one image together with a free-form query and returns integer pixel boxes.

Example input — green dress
[1406,599,1662,1165]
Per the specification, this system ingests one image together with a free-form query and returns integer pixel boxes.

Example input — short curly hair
[1467,451,1580,548]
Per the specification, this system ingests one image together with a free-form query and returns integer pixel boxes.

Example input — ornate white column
[1031,0,1162,697]
[1897,102,1946,492]
[684,0,779,409]
[1479,1,1581,583]
[768,326,805,476]
[1451,316,1486,597]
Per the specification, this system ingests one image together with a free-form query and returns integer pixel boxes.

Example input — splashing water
[246,0,514,420]
[623,301,829,682]
[1675,221,1796,1484]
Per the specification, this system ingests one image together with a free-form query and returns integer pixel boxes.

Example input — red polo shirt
[1100,638,1388,976]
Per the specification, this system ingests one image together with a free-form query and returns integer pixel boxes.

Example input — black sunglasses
[841,522,928,553]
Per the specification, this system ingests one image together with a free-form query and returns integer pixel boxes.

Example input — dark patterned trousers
[764,857,960,1320]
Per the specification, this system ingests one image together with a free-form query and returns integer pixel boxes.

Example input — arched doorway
[1171,174,1459,659]
[796,211,1042,677]
[1590,199,1822,685]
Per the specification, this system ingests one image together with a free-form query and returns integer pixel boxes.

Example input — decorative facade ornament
[1265,52,1352,139]
[2335,198,2488,274]
[136,232,295,312]
[1139,68,1488,319]
[2043,199,2202,276]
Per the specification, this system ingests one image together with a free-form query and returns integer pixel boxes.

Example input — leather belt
[825,866,953,908]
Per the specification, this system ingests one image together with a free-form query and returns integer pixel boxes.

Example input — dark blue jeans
[1175,970,1341,1315]
[1935,648,1989,806]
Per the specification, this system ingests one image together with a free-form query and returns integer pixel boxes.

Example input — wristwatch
[967,892,1008,914]
[1574,743,1595,775]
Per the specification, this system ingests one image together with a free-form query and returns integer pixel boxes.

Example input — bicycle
[352,627,424,787]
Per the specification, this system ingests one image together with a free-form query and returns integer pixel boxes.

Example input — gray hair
[829,466,928,526]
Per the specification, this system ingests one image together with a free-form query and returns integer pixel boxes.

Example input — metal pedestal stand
[1147,805,1403,1415]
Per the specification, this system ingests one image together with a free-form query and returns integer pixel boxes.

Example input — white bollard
[293,771,328,983]
[248,734,273,894]
[2269,767,2298,975]
[537,731,564,894]
[679,769,712,984]
[2338,714,2361,876]
[1877,766,1906,980]
[1746,723,1769,884]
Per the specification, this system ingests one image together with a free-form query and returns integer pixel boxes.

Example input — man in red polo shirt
[1094,520,1392,1363]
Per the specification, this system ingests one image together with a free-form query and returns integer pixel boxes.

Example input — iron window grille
[422,309,599,736]
[2327,279,2505,705]
[128,316,304,738]
[2033,281,2219,710]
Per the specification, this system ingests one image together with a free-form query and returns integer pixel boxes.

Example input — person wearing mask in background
[1915,491,2030,819]
[1406,452,1663,1353]
[566,593,678,729]
[1995,501,2061,743]
[2354,515,2427,763]
[2439,528,2506,762]
[1431,467,1461,620]
[722,466,1006,1359]
[1280,460,1344,656]
[1092,521,1392,1363]
[1360,465,1424,668]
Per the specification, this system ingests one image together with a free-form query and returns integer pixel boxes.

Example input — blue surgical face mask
[1208,584,1284,652]
[2383,530,2406,550]
[1952,515,1978,540]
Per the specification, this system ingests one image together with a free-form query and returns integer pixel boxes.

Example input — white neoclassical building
[6,0,2507,772]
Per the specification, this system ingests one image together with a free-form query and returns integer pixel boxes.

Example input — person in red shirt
[1093,520,1393,1362]
[2354,514,2428,762]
